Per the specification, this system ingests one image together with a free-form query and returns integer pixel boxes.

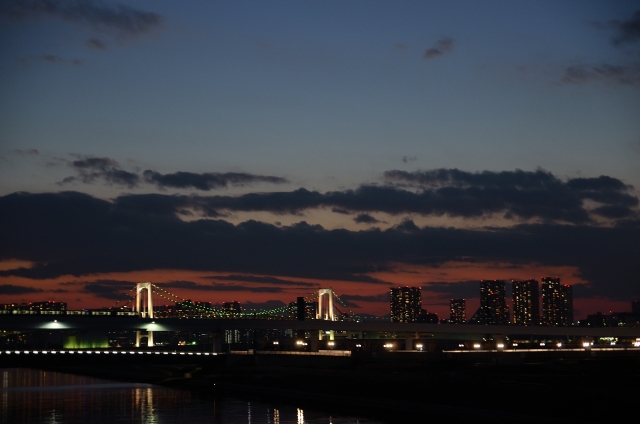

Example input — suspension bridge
[109,282,357,321]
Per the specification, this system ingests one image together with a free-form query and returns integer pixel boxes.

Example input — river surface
[1,368,386,424]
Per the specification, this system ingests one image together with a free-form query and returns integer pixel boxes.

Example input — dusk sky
[1,1,639,319]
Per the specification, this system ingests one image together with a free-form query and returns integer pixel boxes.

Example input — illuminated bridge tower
[316,289,337,341]
[135,282,154,347]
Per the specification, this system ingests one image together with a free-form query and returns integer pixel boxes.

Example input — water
[1,368,384,424]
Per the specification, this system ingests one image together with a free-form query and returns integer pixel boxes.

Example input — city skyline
[1,2,639,319]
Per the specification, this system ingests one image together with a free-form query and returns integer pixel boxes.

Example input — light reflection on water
[1,368,382,424]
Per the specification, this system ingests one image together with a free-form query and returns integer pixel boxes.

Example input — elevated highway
[2,313,639,339]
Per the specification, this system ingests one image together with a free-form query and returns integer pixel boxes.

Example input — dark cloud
[86,38,107,50]
[0,284,44,294]
[58,156,288,191]
[83,280,137,300]
[422,280,481,299]
[16,55,82,65]
[354,213,380,224]
[0,0,164,39]
[383,169,638,223]
[331,207,351,215]
[609,10,640,46]
[560,63,640,86]
[423,37,453,60]
[142,170,288,191]
[211,275,319,287]
[61,156,140,187]
[402,155,417,163]
[12,149,39,155]
[1,189,638,301]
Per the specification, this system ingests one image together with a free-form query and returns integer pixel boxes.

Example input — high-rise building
[222,301,242,314]
[541,277,573,326]
[449,299,466,323]
[419,309,438,323]
[512,279,539,326]
[390,287,421,323]
[470,280,509,325]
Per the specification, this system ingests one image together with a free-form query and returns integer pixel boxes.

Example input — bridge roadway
[2,314,640,339]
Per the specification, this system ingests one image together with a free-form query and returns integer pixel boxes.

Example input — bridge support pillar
[136,330,154,348]
[309,337,319,352]
[212,333,222,353]
[404,336,413,351]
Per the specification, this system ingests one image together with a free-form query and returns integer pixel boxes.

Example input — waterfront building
[390,287,421,323]
[223,301,242,315]
[1,301,67,311]
[419,309,438,323]
[449,299,466,323]
[470,280,509,325]
[175,300,213,317]
[541,277,573,326]
[512,279,539,326]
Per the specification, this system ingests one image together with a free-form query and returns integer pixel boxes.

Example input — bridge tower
[135,282,154,318]
[316,288,336,321]
[316,288,337,341]
[135,282,154,348]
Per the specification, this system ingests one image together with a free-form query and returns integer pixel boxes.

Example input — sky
[1,0,639,320]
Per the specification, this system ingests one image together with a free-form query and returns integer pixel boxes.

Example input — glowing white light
[540,342,546,347]
[583,342,591,348]
[327,341,335,346]
[273,341,279,345]
[556,342,562,348]
[497,343,504,349]
[512,343,518,347]
[473,343,481,349]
